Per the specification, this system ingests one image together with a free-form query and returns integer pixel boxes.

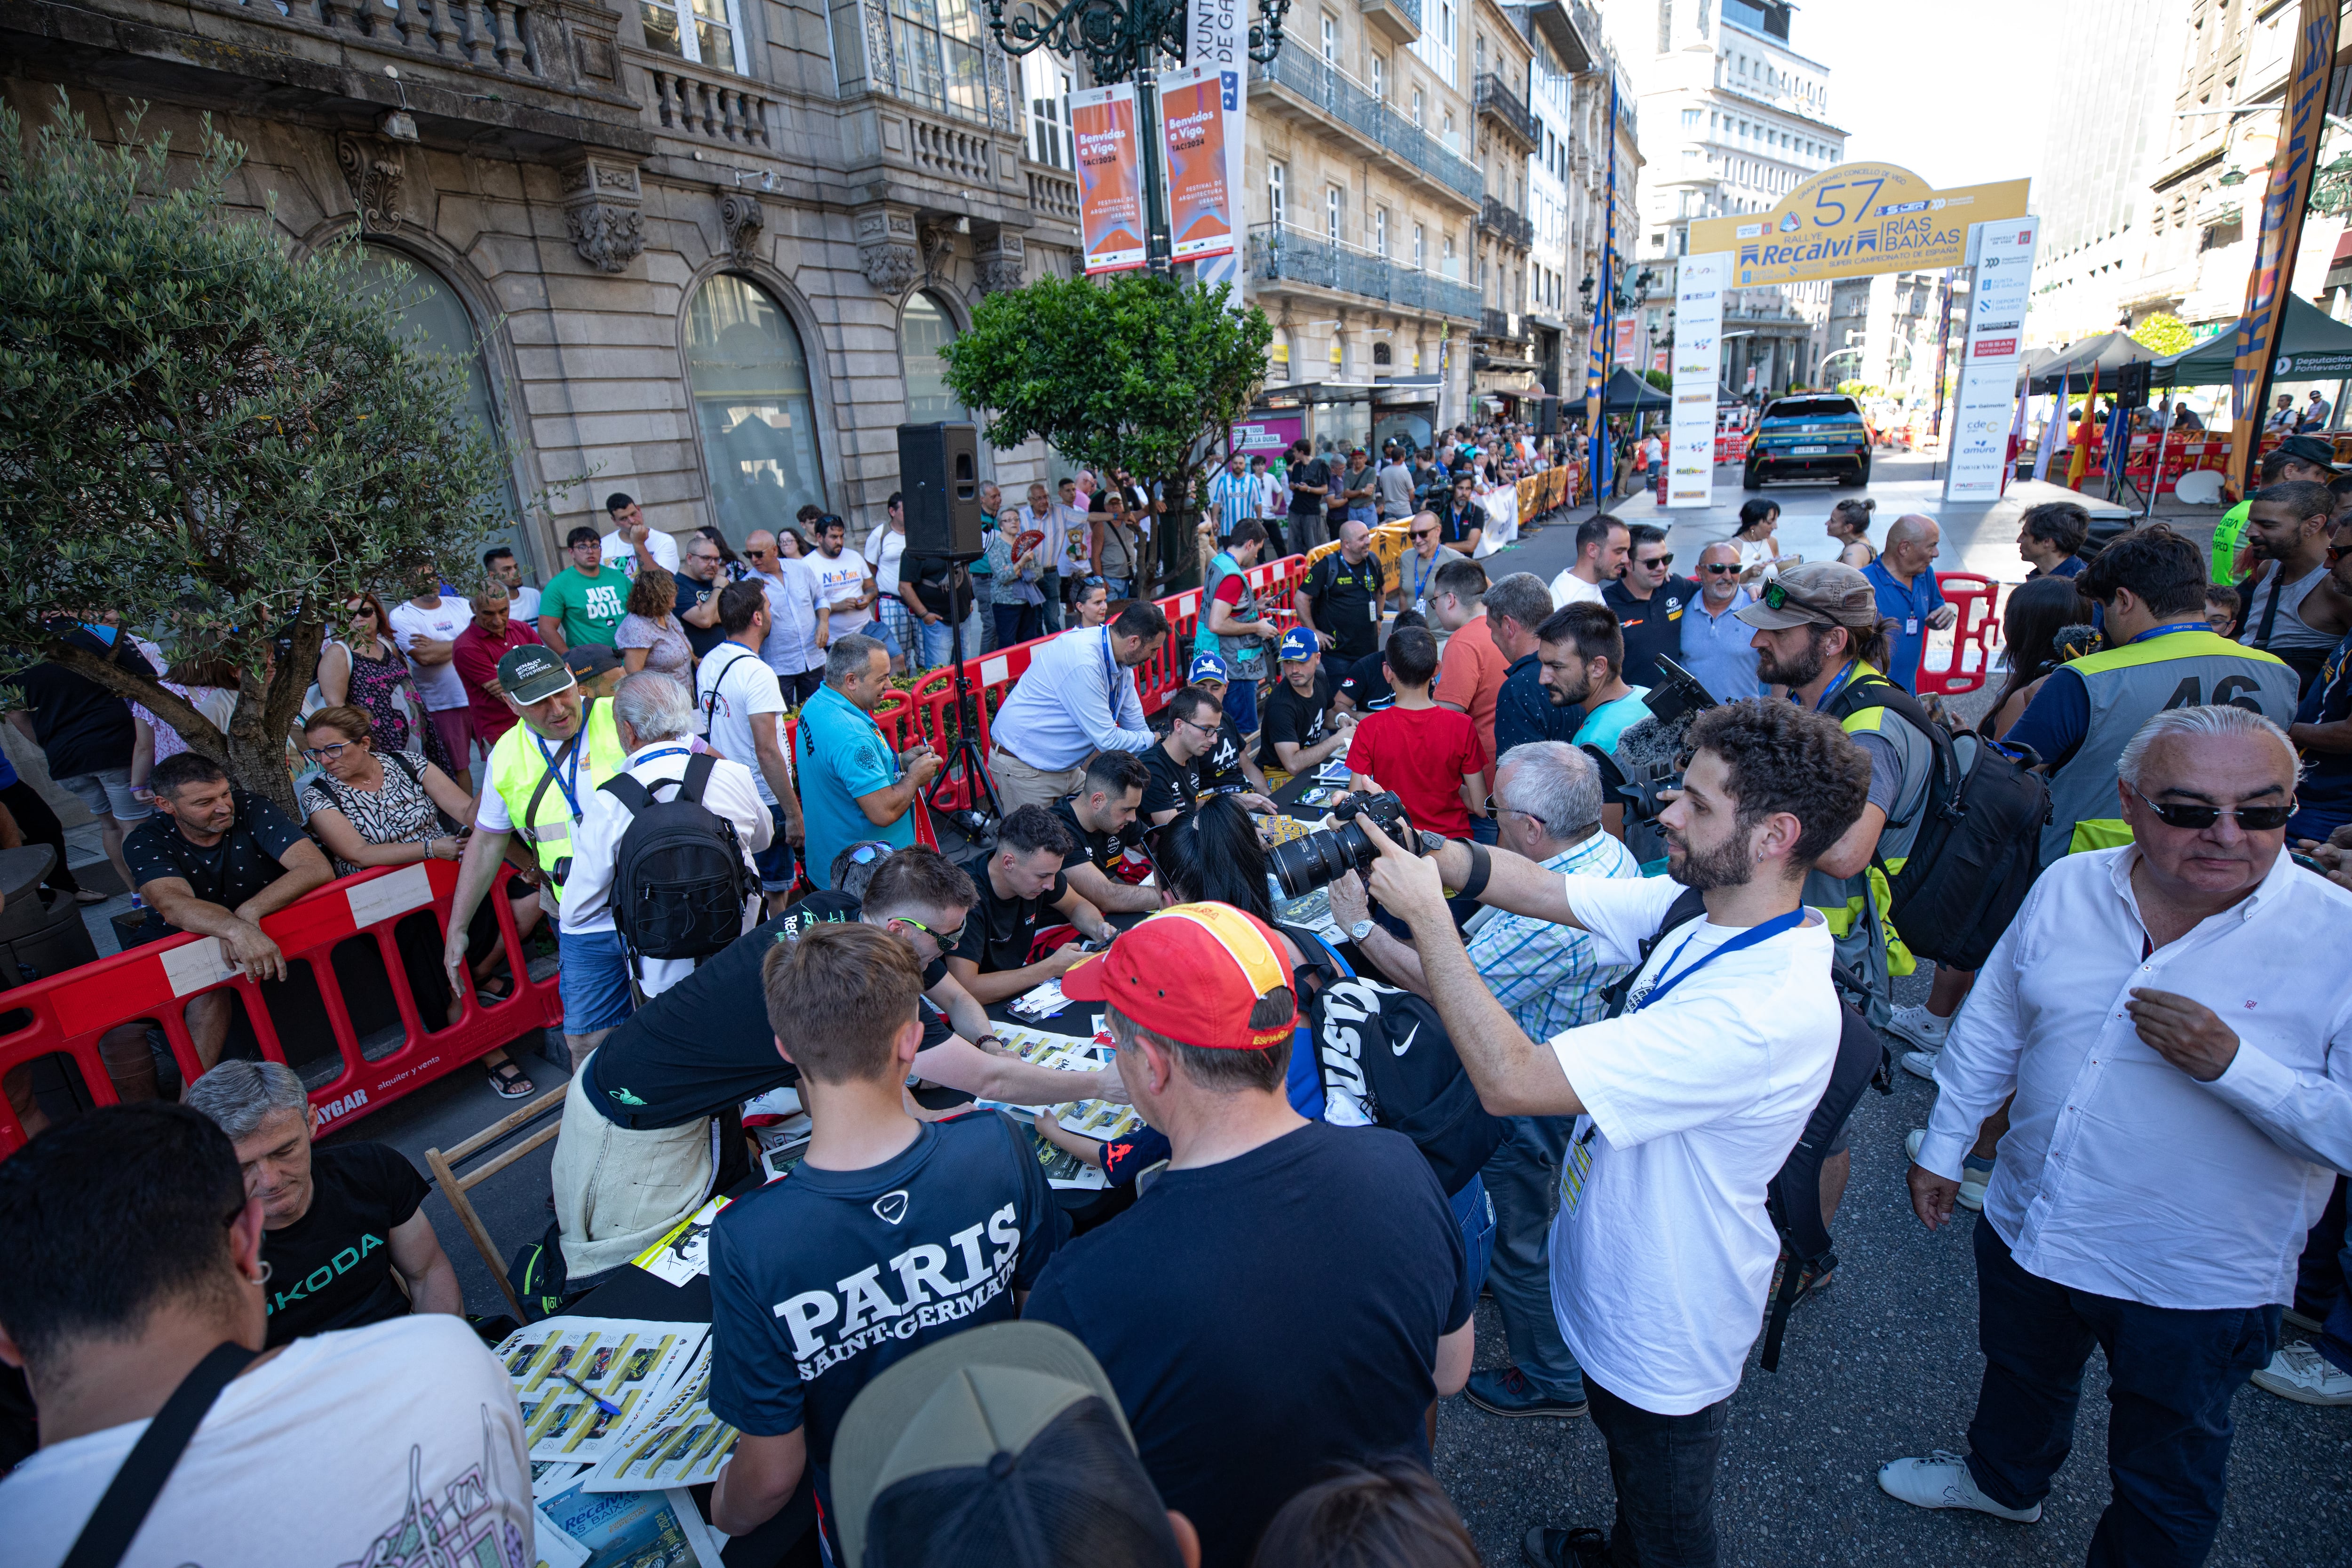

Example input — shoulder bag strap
[61,1342,260,1568]
[704,650,754,726]
[678,749,717,807]
[523,699,593,835]
[2254,565,2289,650]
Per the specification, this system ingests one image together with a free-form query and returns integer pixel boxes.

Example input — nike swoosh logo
[1392,1023,1418,1057]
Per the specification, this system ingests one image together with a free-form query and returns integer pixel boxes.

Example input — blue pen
[557,1368,624,1418]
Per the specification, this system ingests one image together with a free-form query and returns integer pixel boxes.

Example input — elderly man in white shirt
[559,672,771,1043]
[1882,705,2352,1565]
[985,599,1170,813]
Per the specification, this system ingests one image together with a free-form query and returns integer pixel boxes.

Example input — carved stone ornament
[972,223,1026,295]
[336,135,405,232]
[561,156,646,274]
[855,204,921,297]
[719,193,766,265]
[919,221,956,282]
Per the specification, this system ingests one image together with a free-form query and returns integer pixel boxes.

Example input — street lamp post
[980,0,1296,273]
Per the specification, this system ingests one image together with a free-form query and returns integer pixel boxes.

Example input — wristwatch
[1348,919,1375,944]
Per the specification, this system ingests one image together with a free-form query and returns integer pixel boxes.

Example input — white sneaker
[1887,1003,1951,1052]
[2250,1342,2352,1407]
[1899,1049,1941,1082]
[1877,1451,2042,1522]
[1958,1160,1994,1212]
[1905,1129,1926,1162]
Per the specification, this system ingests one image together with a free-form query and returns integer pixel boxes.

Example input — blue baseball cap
[1278,627,1319,661]
[1187,652,1228,684]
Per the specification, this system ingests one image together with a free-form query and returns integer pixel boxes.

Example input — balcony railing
[639,56,774,147]
[294,0,546,77]
[1250,52,1481,202]
[1027,166,1081,224]
[1472,73,1537,151]
[1478,197,1534,249]
[1246,223,1482,322]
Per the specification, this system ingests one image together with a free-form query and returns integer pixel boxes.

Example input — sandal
[485,1057,535,1100]
[476,972,515,1002]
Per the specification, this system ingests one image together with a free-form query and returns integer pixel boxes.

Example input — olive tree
[0,97,523,814]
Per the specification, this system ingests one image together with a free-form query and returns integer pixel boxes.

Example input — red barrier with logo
[1914,573,2003,697]
[0,859,557,1159]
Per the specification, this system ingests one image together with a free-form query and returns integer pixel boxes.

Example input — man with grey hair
[1326,739,1642,1419]
[1490,571,1577,756]
[557,671,771,1043]
[797,631,939,893]
[185,1058,463,1344]
[1883,705,2352,1554]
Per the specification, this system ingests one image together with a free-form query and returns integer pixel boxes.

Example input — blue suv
[1742,394,1870,490]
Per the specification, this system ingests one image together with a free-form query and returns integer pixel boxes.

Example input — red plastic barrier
[0,859,558,1159]
[1915,573,2004,697]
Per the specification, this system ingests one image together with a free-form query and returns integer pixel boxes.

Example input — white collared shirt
[1921,846,2352,1310]
[987,625,1153,770]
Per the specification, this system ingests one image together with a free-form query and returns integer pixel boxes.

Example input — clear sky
[1786,0,2050,191]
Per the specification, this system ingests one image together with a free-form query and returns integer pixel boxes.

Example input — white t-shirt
[1547,569,1610,608]
[386,597,472,711]
[505,581,543,623]
[603,526,681,577]
[0,1315,532,1568]
[698,643,789,805]
[809,547,875,632]
[863,525,908,594]
[1545,876,1840,1415]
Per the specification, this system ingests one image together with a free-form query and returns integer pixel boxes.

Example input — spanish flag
[2066,361,2100,491]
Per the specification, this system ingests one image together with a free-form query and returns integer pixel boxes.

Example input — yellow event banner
[1688,162,2030,288]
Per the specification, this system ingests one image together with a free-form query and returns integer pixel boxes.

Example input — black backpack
[600,752,756,965]
[1287,926,1507,1197]
[1826,674,2051,972]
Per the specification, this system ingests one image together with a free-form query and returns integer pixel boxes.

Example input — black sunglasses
[2124,783,2294,832]
[1701,563,1740,575]
[1638,553,1675,568]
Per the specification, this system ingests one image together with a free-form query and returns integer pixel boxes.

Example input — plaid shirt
[1208,467,1260,533]
[1469,832,1646,1040]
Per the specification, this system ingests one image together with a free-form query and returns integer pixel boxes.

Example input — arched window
[901,291,969,423]
[1373,341,1393,366]
[684,274,826,537]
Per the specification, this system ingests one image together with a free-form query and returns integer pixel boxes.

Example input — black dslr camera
[1608,656,1721,859]
[1268,791,1416,899]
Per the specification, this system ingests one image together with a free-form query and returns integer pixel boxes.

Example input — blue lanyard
[1410,550,1439,602]
[632,745,692,770]
[2133,621,2209,644]
[1811,661,1862,711]
[1633,908,1806,1013]
[534,729,585,820]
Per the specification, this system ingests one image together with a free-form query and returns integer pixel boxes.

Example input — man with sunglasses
[1604,524,1699,689]
[547,846,1123,1284]
[1391,512,1467,618]
[674,531,731,659]
[1885,705,2352,1550]
[1679,541,1764,701]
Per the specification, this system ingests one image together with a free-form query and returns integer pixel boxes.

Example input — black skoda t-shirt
[261,1142,431,1346]
[1139,740,1206,823]
[953,865,1070,973]
[589,894,950,1129]
[710,1111,1065,1561]
[1259,671,1335,770]
[1303,552,1385,661]
[12,628,156,779]
[123,789,311,925]
[1024,1122,1472,1568]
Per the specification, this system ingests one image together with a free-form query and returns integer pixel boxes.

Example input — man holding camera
[1355,700,1870,1567]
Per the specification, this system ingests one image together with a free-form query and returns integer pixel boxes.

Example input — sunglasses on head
[2124,783,2293,833]
[1758,580,1817,613]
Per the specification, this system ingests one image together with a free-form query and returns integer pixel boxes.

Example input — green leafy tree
[940,272,1273,594]
[0,98,523,815]
[2131,312,2194,358]
[1643,368,1671,391]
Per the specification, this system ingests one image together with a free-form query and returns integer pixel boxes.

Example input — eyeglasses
[1700,563,1740,575]
[892,913,967,947]
[301,740,354,762]
[2123,783,2294,832]
[1174,714,1218,735]
[346,605,376,618]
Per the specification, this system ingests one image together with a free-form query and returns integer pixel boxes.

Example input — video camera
[1267,791,1417,899]
[1607,655,1721,860]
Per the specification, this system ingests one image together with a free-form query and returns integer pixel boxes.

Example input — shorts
[838,617,902,663]
[753,800,798,893]
[58,767,151,823]
[427,706,476,772]
[557,927,636,1036]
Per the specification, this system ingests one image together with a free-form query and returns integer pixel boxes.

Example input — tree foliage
[939,271,1272,591]
[2131,312,2194,358]
[0,96,520,811]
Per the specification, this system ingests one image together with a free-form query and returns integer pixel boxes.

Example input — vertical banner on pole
[1186,0,1248,313]
[2228,0,2339,495]
[1073,84,1146,274]
[1667,252,1728,509]
[1158,65,1235,261]
[1944,215,2040,502]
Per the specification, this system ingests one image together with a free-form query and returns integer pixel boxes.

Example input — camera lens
[1267,828,1356,900]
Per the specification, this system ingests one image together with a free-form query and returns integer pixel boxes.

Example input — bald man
[1864,515,1957,692]
[745,528,829,703]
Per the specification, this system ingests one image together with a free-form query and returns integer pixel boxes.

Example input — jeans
[1586,1376,1729,1568]
[916,606,986,670]
[1223,673,1259,736]
[557,928,636,1036]
[1449,1174,1495,1308]
[1470,814,1500,845]
[1480,1116,1585,1401]
[1964,1221,2279,1568]
[2320,1183,2352,1376]
[1100,578,1131,602]
[994,601,1042,650]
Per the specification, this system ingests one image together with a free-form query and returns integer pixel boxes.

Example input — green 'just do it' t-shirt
[540,565,631,647]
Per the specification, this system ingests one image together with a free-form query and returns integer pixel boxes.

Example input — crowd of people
[2,454,2351,1568]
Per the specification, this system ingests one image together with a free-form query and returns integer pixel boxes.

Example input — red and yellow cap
[1060,902,1297,1051]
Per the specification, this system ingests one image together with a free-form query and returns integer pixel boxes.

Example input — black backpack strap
[61,1341,260,1568]
[1759,1001,1883,1372]
[1600,886,1707,1017]
[1825,673,1956,833]
[599,772,654,814]
[676,750,717,807]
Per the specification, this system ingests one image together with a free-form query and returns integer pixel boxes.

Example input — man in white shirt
[388,574,477,792]
[562,671,771,1018]
[696,583,805,913]
[0,1102,532,1568]
[1547,513,1630,608]
[601,491,681,577]
[1359,698,1870,1568]
[483,544,542,623]
[1012,480,1067,634]
[986,600,1169,813]
[809,514,892,656]
[745,528,828,703]
[1882,705,2352,1557]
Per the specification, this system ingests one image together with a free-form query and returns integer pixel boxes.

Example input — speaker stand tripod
[926,558,1003,838]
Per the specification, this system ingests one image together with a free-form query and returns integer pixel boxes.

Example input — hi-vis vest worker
[1805,662,1935,988]
[2040,629,2298,864]
[479,644,627,891]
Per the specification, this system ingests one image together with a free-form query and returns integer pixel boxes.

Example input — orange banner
[1160,65,1236,263]
[1073,84,1145,274]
